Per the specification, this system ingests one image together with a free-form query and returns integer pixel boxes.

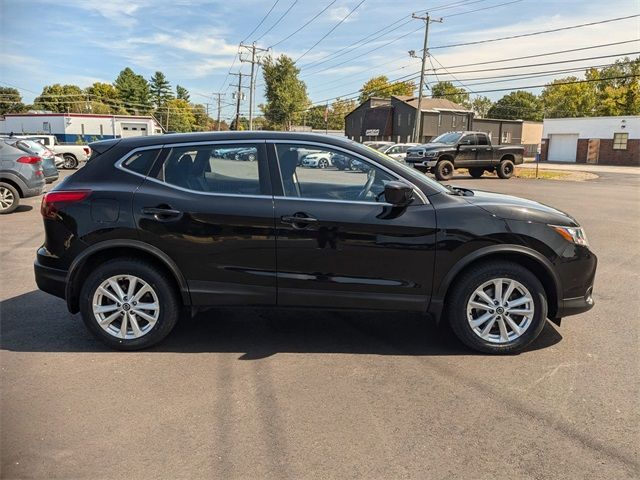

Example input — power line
[295,0,367,62]
[443,0,522,18]
[255,0,299,43]
[269,0,337,48]
[241,0,280,43]
[430,14,640,50]
[433,39,639,70]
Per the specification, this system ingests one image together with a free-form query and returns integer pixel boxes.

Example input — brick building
[541,116,639,166]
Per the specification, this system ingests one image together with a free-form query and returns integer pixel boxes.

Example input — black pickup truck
[405,131,524,180]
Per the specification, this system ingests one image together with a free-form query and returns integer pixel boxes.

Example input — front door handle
[141,206,183,221]
[281,213,318,228]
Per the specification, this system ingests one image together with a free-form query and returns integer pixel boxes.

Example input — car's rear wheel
[435,160,454,181]
[318,158,329,169]
[63,154,79,169]
[446,261,547,354]
[0,183,19,214]
[469,167,484,178]
[80,258,180,350]
[497,159,515,179]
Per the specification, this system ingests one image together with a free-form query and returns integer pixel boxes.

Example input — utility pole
[212,92,224,130]
[240,42,269,130]
[229,73,248,130]
[410,13,442,143]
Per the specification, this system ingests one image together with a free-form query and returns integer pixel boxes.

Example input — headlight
[550,225,589,246]
[425,151,438,157]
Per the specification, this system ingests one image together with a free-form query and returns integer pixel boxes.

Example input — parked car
[379,143,420,161]
[301,151,332,168]
[363,141,395,151]
[34,132,597,354]
[22,134,91,169]
[405,131,524,180]
[6,138,59,184]
[0,140,45,214]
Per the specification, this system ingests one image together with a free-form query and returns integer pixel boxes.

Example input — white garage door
[548,134,578,162]
[120,123,148,138]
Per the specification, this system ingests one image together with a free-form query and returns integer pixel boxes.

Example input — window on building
[452,116,456,128]
[501,131,512,143]
[438,114,442,127]
[613,132,628,150]
[397,114,402,127]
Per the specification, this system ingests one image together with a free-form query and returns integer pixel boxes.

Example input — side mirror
[384,181,414,206]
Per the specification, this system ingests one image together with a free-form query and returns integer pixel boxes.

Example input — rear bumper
[34,259,67,300]
[23,183,45,198]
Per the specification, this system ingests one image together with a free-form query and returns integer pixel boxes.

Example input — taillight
[83,147,91,155]
[41,190,91,219]
[17,156,41,164]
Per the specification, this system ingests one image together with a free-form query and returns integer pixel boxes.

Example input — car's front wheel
[318,158,329,169]
[446,261,548,354]
[79,258,180,350]
[435,160,454,181]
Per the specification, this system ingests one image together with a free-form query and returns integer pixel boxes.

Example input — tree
[114,67,152,114]
[191,103,215,131]
[487,91,543,121]
[359,75,414,103]
[470,96,493,118]
[165,98,195,132]
[586,57,640,116]
[431,81,470,107]
[85,82,125,114]
[328,98,357,130]
[176,85,190,102]
[261,54,310,130]
[149,71,173,109]
[33,84,85,112]
[0,87,26,114]
[540,77,597,118]
[304,105,328,129]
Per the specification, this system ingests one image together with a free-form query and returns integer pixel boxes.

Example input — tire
[435,160,454,181]
[0,182,20,214]
[79,258,180,350]
[497,159,515,179]
[446,261,548,354]
[63,154,79,169]
[469,167,484,178]
[247,153,256,162]
[318,158,329,169]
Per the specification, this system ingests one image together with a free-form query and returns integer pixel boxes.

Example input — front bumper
[406,159,437,168]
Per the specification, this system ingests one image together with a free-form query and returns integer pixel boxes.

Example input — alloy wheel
[0,187,15,211]
[466,278,534,344]
[92,275,160,339]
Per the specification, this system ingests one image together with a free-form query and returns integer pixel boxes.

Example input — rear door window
[155,143,268,195]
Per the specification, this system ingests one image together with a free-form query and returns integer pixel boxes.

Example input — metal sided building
[0,113,164,143]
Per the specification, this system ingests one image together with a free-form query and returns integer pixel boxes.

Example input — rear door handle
[281,213,318,228]
[141,206,183,221]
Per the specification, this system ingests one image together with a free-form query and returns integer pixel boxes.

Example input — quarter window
[274,144,395,203]
[122,149,161,176]
[613,133,628,150]
[156,143,263,195]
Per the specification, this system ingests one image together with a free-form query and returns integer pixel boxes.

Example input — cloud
[327,5,358,22]
[53,0,149,27]
[132,33,239,56]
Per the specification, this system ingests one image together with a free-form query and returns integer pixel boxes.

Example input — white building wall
[0,115,65,135]
[542,116,640,139]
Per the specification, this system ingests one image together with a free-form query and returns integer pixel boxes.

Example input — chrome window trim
[114,141,271,199]
[269,139,429,205]
[273,195,393,207]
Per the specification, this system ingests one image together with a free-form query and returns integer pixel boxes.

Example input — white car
[301,152,332,169]
[379,143,420,161]
[21,135,91,169]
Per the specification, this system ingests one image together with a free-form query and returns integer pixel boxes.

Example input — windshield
[430,132,462,145]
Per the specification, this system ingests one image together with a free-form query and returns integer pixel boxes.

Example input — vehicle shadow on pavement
[0,290,562,357]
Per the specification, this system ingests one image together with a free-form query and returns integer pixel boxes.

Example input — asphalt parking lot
[1,168,639,479]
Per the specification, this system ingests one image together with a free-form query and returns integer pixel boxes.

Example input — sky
[1,0,638,122]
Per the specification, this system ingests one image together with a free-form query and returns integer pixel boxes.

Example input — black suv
[34,132,597,353]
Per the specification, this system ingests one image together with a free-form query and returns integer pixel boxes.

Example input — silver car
[0,140,46,214]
